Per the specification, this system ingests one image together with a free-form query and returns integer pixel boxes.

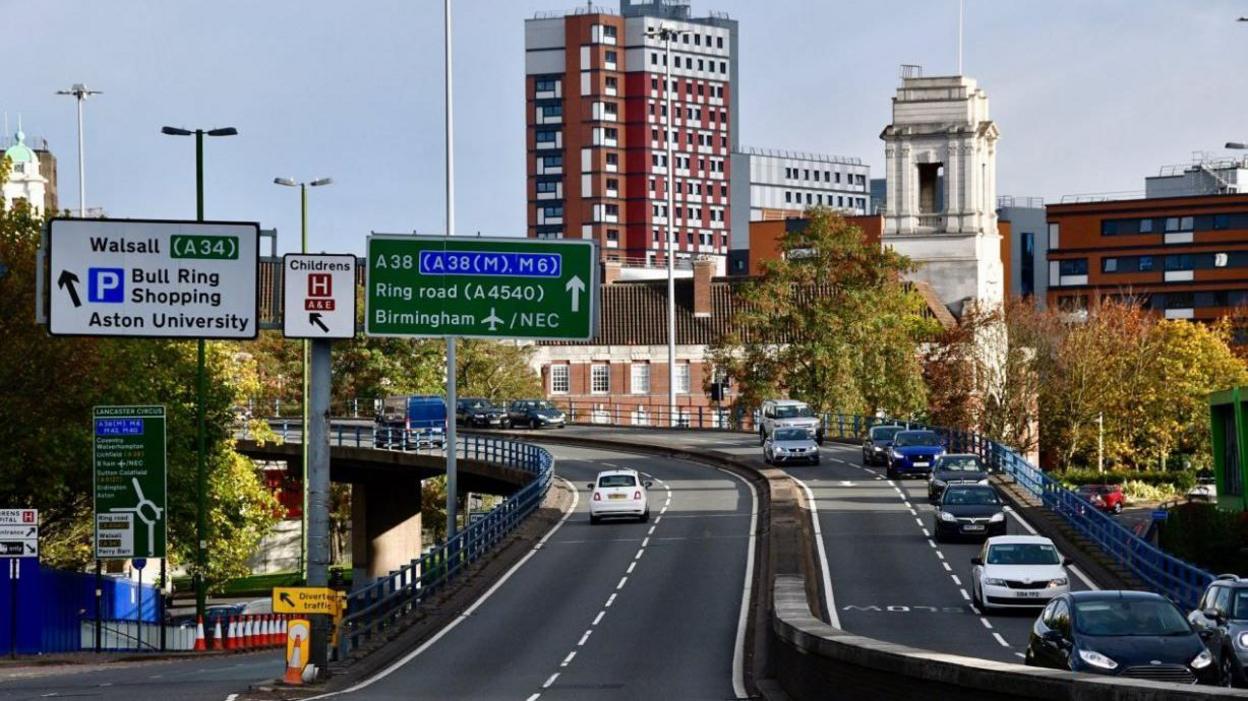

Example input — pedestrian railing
[333,436,554,660]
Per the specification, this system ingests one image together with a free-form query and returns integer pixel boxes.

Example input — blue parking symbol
[88,268,125,303]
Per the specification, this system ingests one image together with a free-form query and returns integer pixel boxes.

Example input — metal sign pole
[9,560,16,659]
[444,0,459,545]
[306,339,332,670]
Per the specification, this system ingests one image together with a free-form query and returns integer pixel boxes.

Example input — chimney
[693,258,714,318]
[602,259,622,285]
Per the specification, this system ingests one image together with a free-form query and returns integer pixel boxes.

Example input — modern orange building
[745,214,883,277]
[1046,194,1248,320]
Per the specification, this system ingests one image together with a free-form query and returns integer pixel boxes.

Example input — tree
[709,208,938,417]
[456,340,541,401]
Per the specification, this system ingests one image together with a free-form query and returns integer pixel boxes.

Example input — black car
[933,485,1007,541]
[1189,574,1248,687]
[1027,591,1216,685]
[456,398,509,429]
[507,399,567,429]
[861,424,904,466]
[927,453,989,502]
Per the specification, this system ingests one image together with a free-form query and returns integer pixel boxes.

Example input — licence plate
[609,494,627,500]
[962,524,985,532]
[914,462,929,468]
[1017,591,1040,598]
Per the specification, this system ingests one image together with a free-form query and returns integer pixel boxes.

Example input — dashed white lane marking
[592,611,605,625]
[641,537,650,547]
[542,672,560,688]
[921,528,931,538]
[654,515,662,523]
[935,550,945,560]
[792,476,839,628]
[634,548,644,560]
[980,617,993,630]
[914,517,924,528]
[224,696,239,701]
[951,574,962,586]
[561,651,576,667]
[606,593,617,607]
[578,630,591,646]
[992,632,1011,648]
[718,467,760,701]
[301,478,581,699]
[959,588,971,601]
[648,525,657,535]
[616,576,628,590]
[1014,652,1026,659]
[526,694,541,701]
[626,561,636,574]
[941,561,952,572]
[927,539,938,549]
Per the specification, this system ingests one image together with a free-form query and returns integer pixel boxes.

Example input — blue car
[886,430,945,480]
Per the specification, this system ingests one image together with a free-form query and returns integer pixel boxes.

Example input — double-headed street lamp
[160,125,237,624]
[56,84,102,217]
[645,23,690,428]
[273,176,332,582]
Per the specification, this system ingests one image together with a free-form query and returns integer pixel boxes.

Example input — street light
[273,175,333,582]
[1227,142,1248,150]
[645,23,690,428]
[55,84,101,217]
[160,125,236,625]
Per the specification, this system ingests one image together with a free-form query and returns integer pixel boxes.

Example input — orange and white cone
[211,616,224,651]
[280,615,288,641]
[283,632,305,685]
[263,615,273,647]
[226,616,237,650]
[193,615,207,651]
[245,615,255,649]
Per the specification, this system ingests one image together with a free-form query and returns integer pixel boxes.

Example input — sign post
[93,406,167,560]
[0,510,36,659]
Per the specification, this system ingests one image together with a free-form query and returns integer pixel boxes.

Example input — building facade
[1145,155,1248,199]
[881,73,1003,314]
[2,128,56,216]
[997,196,1048,306]
[524,0,738,272]
[1046,193,1248,321]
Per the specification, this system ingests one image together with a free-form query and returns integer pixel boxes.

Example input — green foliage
[1158,503,1248,574]
[709,208,937,417]
[1059,468,1197,492]
[456,340,541,401]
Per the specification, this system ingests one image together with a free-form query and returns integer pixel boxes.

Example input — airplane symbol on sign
[483,308,504,332]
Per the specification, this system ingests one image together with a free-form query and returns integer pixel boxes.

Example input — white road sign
[48,218,260,339]
[0,510,37,559]
[282,253,357,339]
[0,510,37,526]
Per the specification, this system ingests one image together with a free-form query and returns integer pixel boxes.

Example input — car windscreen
[534,401,555,410]
[1074,599,1191,637]
[1233,591,1248,619]
[775,405,813,418]
[986,543,1060,565]
[870,426,902,441]
[894,431,938,447]
[774,428,810,441]
[936,456,982,472]
[942,488,999,506]
[598,474,637,488]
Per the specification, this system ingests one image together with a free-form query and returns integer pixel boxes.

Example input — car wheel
[759,429,766,446]
[640,509,650,523]
[887,466,898,481]
[1223,653,1238,688]
[1113,502,1123,515]
[590,514,600,525]
[971,582,983,609]
[812,457,821,466]
[501,419,511,429]
[531,418,540,430]
[763,452,772,465]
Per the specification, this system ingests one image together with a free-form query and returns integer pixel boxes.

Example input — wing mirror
[971,557,984,566]
[1062,558,1073,567]
[644,480,654,489]
[1204,608,1226,625]
[586,483,595,490]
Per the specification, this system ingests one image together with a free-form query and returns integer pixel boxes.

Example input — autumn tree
[709,208,938,417]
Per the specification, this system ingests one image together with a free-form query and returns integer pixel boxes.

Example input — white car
[588,469,651,524]
[1187,474,1217,502]
[760,399,823,446]
[970,535,1070,612]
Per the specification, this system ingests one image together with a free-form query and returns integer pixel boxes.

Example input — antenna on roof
[957,0,965,75]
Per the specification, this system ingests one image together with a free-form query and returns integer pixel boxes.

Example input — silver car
[764,427,821,465]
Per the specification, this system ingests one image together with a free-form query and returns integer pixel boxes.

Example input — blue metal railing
[331,436,554,659]
[820,414,1214,610]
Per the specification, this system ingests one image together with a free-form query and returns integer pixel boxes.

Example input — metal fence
[334,436,554,659]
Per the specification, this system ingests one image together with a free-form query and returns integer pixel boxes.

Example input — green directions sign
[366,236,598,340]
[93,406,167,559]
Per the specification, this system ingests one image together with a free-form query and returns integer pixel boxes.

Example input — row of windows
[650,152,727,174]
[785,191,867,209]
[649,127,729,150]
[651,230,727,246]
[648,77,726,100]
[672,31,724,49]
[535,78,560,93]
[550,362,692,394]
[648,103,728,123]
[649,178,727,197]
[784,167,865,186]
[650,52,729,76]
[1101,213,1248,236]
[1056,289,1248,311]
[1058,252,1248,275]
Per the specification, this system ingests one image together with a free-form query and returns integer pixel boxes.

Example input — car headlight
[984,577,1008,586]
[1048,578,1068,588]
[989,512,1005,523]
[1236,632,1248,650]
[1191,650,1214,669]
[931,478,947,487]
[872,445,884,452]
[1078,649,1118,670]
[891,450,903,459]
[938,511,957,522]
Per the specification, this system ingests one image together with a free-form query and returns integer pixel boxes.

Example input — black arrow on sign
[309,313,330,334]
[280,592,295,608]
[57,270,82,308]
[24,542,35,554]
[24,528,35,537]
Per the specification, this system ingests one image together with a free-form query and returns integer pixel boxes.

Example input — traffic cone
[211,617,225,651]
[226,616,237,650]
[193,615,207,651]
[244,615,255,649]
[283,633,305,685]
[280,614,288,641]
[263,615,273,647]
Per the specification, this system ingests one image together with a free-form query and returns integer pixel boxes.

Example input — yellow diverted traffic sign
[273,587,342,615]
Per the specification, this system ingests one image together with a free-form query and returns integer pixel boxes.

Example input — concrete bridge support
[351,476,423,586]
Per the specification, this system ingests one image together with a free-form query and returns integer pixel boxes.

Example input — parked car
[507,399,566,429]
[886,430,945,480]
[1188,472,1218,503]
[763,427,820,466]
[1188,574,1248,687]
[759,399,823,446]
[933,484,1007,542]
[970,535,1070,612]
[587,469,651,524]
[927,453,989,502]
[861,424,904,466]
[456,397,509,429]
[374,395,447,449]
[1027,591,1216,685]
[1076,484,1125,515]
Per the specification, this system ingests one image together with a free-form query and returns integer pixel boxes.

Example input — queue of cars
[373,395,568,447]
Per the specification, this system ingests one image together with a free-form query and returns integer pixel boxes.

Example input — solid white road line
[719,467,760,701]
[302,478,581,699]
[792,476,839,629]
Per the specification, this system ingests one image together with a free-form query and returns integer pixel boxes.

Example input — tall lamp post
[160,125,237,624]
[646,24,690,427]
[273,176,333,582]
[55,84,101,217]
[444,0,461,540]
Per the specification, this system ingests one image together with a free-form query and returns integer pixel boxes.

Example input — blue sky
[8,1,1248,255]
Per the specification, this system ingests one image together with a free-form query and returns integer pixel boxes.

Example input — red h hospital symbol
[308,274,332,298]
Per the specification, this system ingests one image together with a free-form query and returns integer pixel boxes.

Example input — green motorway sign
[93,406,167,559]
[366,236,598,340]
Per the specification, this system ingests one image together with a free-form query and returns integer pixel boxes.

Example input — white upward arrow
[565,275,586,313]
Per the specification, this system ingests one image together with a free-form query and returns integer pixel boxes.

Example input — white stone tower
[881,73,1001,314]
[3,126,47,216]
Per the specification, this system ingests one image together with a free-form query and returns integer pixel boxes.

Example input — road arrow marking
[57,270,82,308]
[280,592,295,608]
[484,307,503,331]
[309,312,330,333]
[565,275,585,313]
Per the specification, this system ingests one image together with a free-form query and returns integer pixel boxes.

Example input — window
[1058,258,1088,276]
[606,229,619,241]
[717,36,724,48]
[551,365,569,394]
[1215,213,1232,230]
[1139,218,1154,233]
[1101,257,1118,273]
[541,104,562,118]
[535,79,556,93]
[541,155,563,167]
[535,130,557,144]
[631,364,650,394]
[604,50,617,64]
[1139,255,1154,272]
[606,152,618,167]
[606,177,619,192]
[1020,232,1035,297]
[785,192,793,204]
[675,363,691,394]
[536,181,558,194]
[1165,254,1194,271]
[605,76,618,92]
[719,61,727,73]
[542,205,564,218]
[603,25,617,39]
[591,365,610,394]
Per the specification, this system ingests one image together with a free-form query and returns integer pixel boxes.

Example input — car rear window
[937,456,982,472]
[598,474,637,488]
[775,405,813,418]
[871,426,902,440]
[942,487,999,505]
